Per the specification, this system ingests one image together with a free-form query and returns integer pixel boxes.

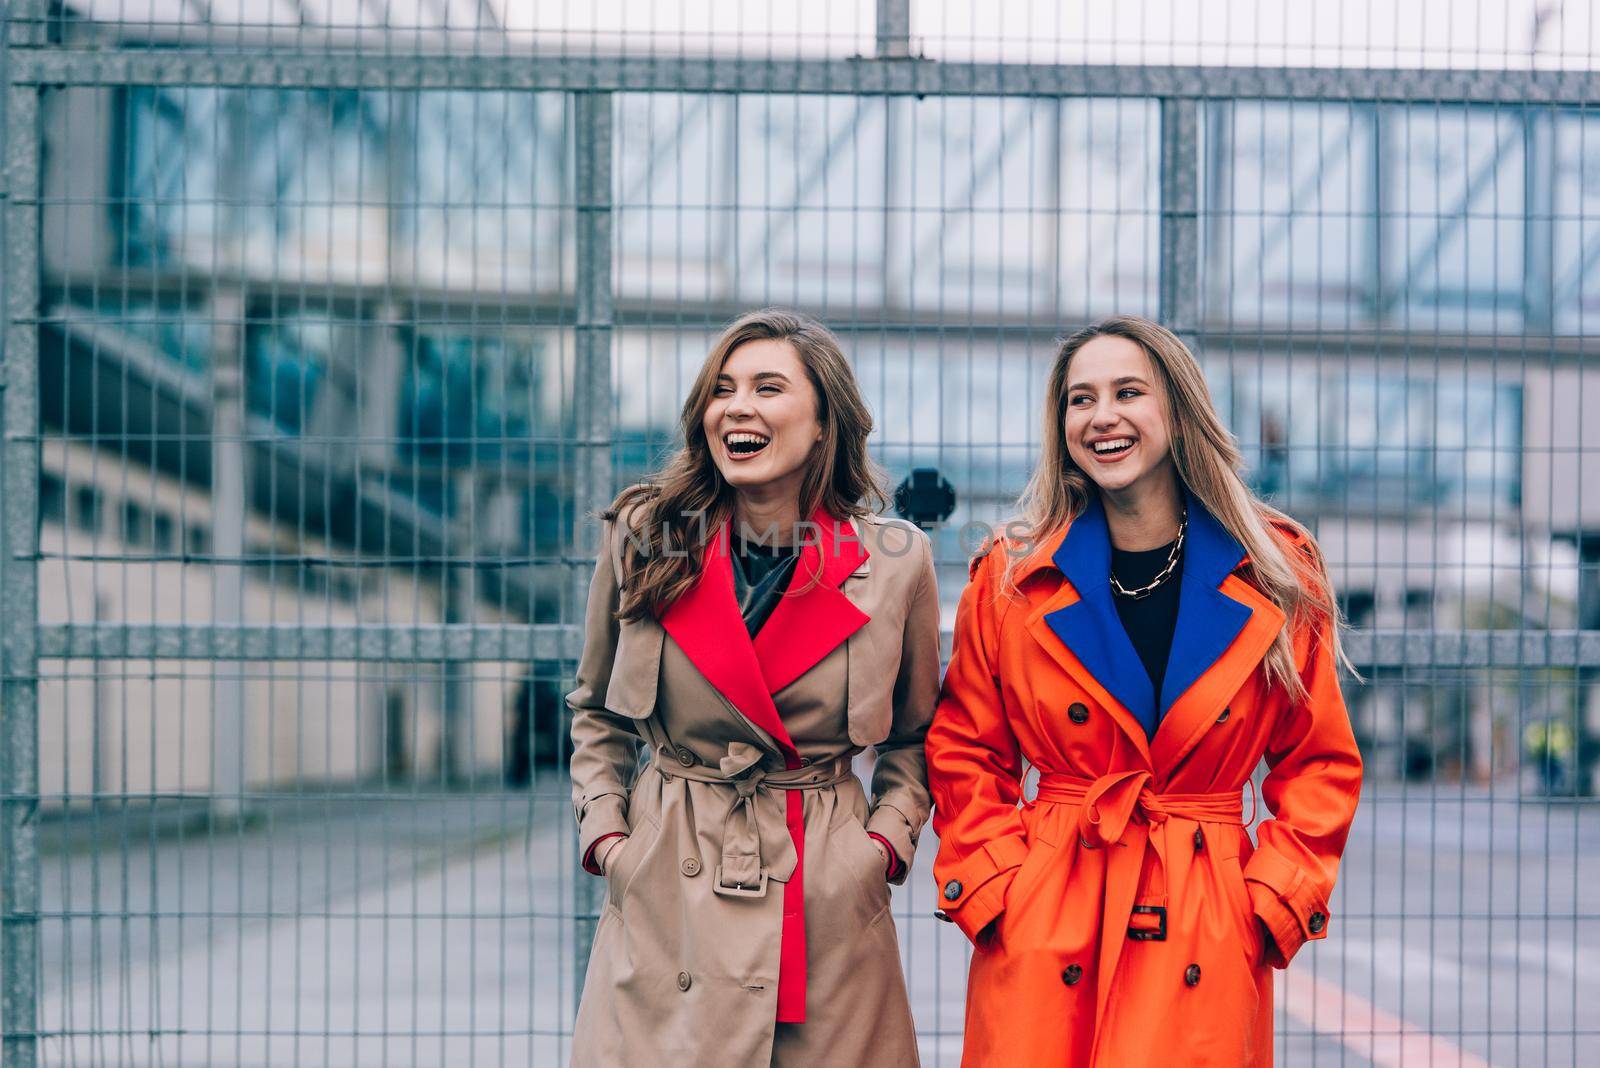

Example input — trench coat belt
[1034,769,1246,1056]
[651,743,853,897]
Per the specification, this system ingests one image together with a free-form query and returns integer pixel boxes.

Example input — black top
[731,536,800,638]
[1111,539,1183,724]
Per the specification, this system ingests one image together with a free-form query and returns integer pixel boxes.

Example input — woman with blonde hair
[927,315,1362,1065]
[568,308,938,1065]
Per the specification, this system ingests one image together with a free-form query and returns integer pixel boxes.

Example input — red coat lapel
[659,522,794,754]
[753,509,871,695]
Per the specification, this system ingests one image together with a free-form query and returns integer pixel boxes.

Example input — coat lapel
[1157,492,1253,716]
[657,509,871,757]
[659,522,795,754]
[1042,497,1161,737]
[1148,491,1288,773]
[1033,492,1287,767]
[1026,587,1153,766]
[753,509,871,695]
[1150,572,1284,773]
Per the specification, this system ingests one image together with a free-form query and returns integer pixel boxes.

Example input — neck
[732,488,805,546]
[1099,468,1183,551]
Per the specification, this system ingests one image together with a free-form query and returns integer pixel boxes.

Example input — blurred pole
[1,80,41,1068]
[209,290,247,823]
[876,0,911,58]
[1159,98,1202,337]
[570,89,615,1006]
[1201,101,1233,326]
[442,561,468,783]
[1523,109,1555,334]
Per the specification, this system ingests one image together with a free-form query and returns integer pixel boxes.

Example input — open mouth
[1089,437,1135,460]
[723,431,771,459]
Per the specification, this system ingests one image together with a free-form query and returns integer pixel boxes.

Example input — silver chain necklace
[1109,509,1187,600]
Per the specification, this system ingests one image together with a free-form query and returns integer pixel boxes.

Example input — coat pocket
[604,816,659,910]
[838,816,892,923]
[1218,850,1265,968]
[989,832,1059,951]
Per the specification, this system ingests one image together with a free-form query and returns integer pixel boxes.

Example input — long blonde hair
[1009,315,1350,701]
[607,308,887,622]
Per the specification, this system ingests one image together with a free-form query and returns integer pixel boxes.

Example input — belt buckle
[713,866,770,899]
[1127,904,1167,941]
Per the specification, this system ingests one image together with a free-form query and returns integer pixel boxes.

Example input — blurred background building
[27,11,1599,800]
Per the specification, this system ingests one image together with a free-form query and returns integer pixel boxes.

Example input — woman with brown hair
[927,316,1363,1065]
[568,308,938,1066]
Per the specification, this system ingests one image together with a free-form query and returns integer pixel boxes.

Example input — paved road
[36,781,1600,1066]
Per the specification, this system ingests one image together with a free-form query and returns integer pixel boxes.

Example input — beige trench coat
[569,510,940,1067]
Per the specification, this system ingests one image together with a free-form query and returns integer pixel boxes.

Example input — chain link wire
[4,2,1599,1064]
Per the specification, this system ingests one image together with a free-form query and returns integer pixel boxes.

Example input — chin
[1078,465,1147,495]
[718,461,780,491]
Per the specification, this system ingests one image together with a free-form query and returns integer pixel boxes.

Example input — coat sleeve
[864,527,940,885]
[925,545,1030,943]
[1244,612,1364,967]
[568,518,643,876]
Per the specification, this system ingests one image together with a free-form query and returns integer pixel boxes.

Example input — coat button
[1309,911,1327,935]
[1216,707,1230,723]
[1184,963,1201,987]
[675,745,695,767]
[1193,828,1205,852]
[1062,964,1083,986]
[681,858,701,877]
[942,880,963,901]
[677,971,692,992]
[1068,702,1090,724]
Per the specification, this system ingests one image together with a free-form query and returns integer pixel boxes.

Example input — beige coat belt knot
[651,745,853,897]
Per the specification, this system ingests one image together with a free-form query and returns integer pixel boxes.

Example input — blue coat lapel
[1042,491,1252,737]
[1044,497,1158,734]
[1158,490,1252,715]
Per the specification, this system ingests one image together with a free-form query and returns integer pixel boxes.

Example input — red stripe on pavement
[1280,969,1496,1068]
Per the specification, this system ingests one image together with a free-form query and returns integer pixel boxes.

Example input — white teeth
[1093,438,1134,453]
[724,431,771,456]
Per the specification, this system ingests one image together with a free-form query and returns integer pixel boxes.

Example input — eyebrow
[717,371,792,384]
[1067,375,1150,392]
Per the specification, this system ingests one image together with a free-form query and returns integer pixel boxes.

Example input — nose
[724,389,755,420]
[1088,402,1120,431]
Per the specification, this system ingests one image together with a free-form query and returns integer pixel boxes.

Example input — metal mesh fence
[3,2,1599,1065]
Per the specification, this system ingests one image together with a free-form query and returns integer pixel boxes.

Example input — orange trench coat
[927,494,1363,1067]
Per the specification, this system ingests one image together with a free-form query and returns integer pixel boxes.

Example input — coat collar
[1038,489,1264,746]
[658,508,870,760]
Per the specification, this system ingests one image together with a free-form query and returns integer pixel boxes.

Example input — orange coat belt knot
[1036,769,1248,1043]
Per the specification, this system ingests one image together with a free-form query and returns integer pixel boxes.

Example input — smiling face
[702,337,824,501]
[1062,335,1175,497]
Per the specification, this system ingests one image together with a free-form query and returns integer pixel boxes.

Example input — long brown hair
[1009,315,1351,701]
[606,308,886,621]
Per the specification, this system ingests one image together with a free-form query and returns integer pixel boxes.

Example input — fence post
[569,88,615,1013]
[877,0,911,58]
[1159,98,1202,336]
[208,289,248,823]
[1,81,41,1068]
